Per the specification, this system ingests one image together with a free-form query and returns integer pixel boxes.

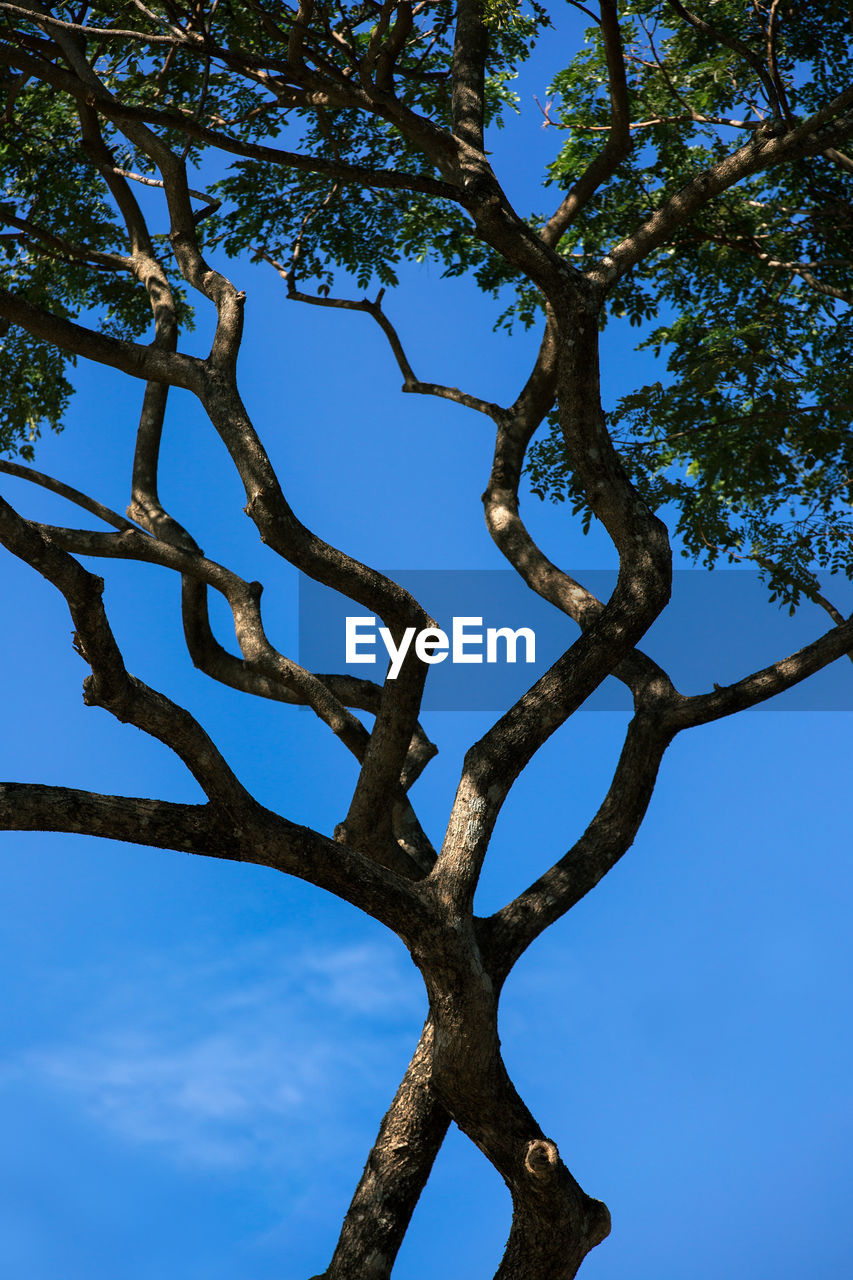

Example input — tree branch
[0,495,254,816]
[0,783,429,939]
[482,711,674,980]
[319,1015,450,1280]
[592,87,853,286]
[0,285,202,388]
[0,39,462,203]
[0,784,242,856]
[540,0,632,248]
[664,0,784,120]
[451,0,487,151]
[0,2,190,46]
[0,204,131,272]
[10,499,437,875]
[264,248,501,418]
[665,614,853,730]
[0,459,136,531]
[482,316,678,705]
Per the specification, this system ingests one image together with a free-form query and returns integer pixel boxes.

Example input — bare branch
[482,319,678,705]
[666,614,853,730]
[264,249,501,418]
[765,0,794,127]
[29,22,246,373]
[94,162,221,217]
[746,554,853,651]
[482,710,674,981]
[0,459,136,531]
[0,776,430,937]
[19,506,437,876]
[287,0,314,68]
[0,495,254,815]
[0,784,242,857]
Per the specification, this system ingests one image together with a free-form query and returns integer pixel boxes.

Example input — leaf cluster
[525,0,853,604]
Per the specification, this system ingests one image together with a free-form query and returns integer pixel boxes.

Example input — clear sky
[1,10,852,1280]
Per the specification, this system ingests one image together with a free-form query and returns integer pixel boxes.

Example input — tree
[0,3,851,1277]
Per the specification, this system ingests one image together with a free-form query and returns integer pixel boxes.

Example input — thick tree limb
[0,780,428,938]
[451,0,487,151]
[432,293,673,914]
[482,317,678,705]
[2,494,436,873]
[410,914,610,1280]
[5,32,442,837]
[0,784,242,857]
[319,1017,450,1280]
[0,504,430,929]
[198,379,435,839]
[0,286,201,389]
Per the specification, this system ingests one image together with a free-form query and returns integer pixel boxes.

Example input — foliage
[2,3,849,609]
[0,5,852,1279]
[524,0,853,605]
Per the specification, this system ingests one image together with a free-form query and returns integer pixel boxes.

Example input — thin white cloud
[11,934,426,1173]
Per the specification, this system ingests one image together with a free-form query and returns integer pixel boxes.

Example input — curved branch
[482,317,678,705]
[76,106,195,548]
[264,249,501,418]
[482,711,674,981]
[0,459,136,531]
[0,495,253,816]
[0,497,432,929]
[27,20,245,373]
[23,515,437,874]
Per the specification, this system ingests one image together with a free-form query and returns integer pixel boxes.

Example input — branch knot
[524,1138,559,1181]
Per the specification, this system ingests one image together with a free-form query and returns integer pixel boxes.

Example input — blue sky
[1,9,852,1279]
